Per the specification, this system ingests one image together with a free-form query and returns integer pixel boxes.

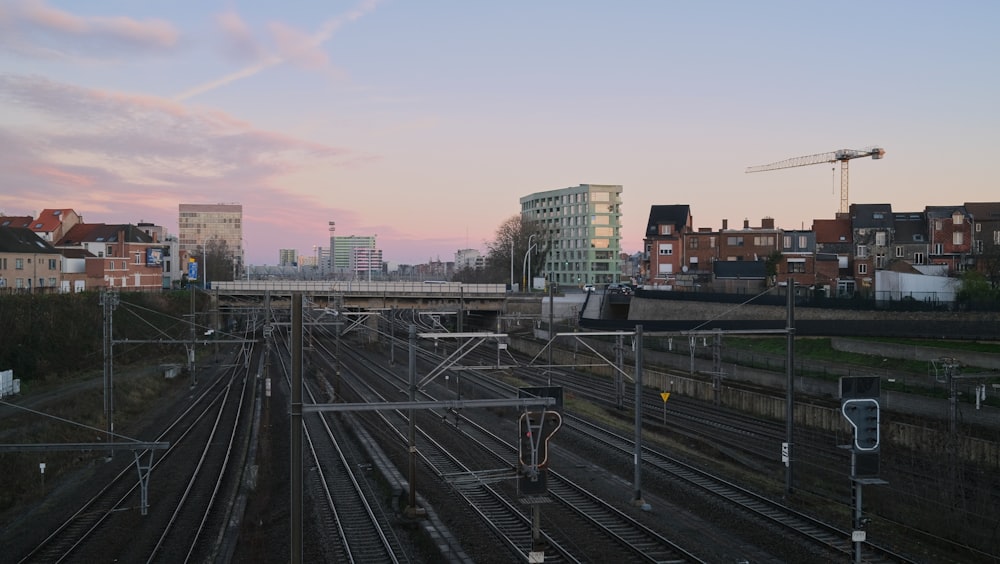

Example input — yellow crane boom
[746,147,885,214]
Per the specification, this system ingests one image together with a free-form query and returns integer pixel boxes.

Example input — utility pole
[100,290,119,457]
[785,279,796,496]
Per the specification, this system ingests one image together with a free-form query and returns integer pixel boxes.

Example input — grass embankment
[0,356,191,521]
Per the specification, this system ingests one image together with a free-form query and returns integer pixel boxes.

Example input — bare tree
[484,215,550,288]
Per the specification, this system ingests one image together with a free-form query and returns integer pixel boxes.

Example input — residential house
[965,201,1000,284]
[890,212,929,268]
[777,230,837,291]
[56,224,164,290]
[925,206,973,273]
[849,204,895,297]
[642,205,693,287]
[812,217,854,296]
[28,209,83,244]
[0,226,63,293]
[718,217,780,262]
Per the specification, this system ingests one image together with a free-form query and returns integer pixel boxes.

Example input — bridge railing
[212,280,507,297]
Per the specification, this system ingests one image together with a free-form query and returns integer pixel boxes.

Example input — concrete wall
[832,337,1000,370]
[509,335,999,469]
[627,297,999,323]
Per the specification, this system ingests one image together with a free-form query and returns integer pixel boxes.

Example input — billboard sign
[146,247,163,267]
[188,258,198,280]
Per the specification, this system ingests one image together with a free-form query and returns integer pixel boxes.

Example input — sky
[1,1,998,266]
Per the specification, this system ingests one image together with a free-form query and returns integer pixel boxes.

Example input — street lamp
[523,234,537,292]
[509,237,514,289]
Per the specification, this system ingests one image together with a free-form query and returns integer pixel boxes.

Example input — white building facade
[520,184,624,288]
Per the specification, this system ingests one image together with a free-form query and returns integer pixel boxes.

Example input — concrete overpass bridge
[211,281,509,312]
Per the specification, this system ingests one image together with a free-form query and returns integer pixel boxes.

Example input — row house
[850,204,895,295]
[719,217,781,263]
[642,205,693,285]
[0,227,63,293]
[926,206,974,272]
[779,230,839,290]
[29,209,83,244]
[644,201,1000,298]
[966,202,1000,282]
[56,224,165,291]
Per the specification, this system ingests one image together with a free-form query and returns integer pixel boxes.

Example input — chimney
[722,219,728,230]
[743,218,750,229]
[762,217,775,229]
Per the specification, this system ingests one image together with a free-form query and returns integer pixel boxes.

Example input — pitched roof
[892,212,927,243]
[812,218,851,243]
[849,204,894,229]
[56,223,153,246]
[644,205,691,237]
[925,205,968,219]
[31,209,77,233]
[964,202,1000,221]
[0,226,61,254]
[0,216,33,228]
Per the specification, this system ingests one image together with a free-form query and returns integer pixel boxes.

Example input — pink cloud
[0,0,179,57]
[0,73,358,250]
[215,10,264,62]
[267,21,329,70]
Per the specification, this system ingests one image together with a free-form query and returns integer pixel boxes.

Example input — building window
[15,258,24,270]
[856,245,868,258]
[658,243,673,256]
[914,252,925,264]
[727,236,744,247]
[934,243,943,255]
[753,236,774,246]
[935,220,942,231]
[658,263,673,274]
[875,253,886,269]
[858,263,868,274]
[783,236,792,249]
[953,232,963,245]
[895,246,904,258]
[975,240,983,253]
[952,212,963,224]
[799,235,807,248]
[787,261,805,273]
[975,223,981,232]
[48,259,57,269]
[995,231,1000,245]
[875,231,886,246]
[660,224,673,235]
[688,237,699,249]
[48,277,57,286]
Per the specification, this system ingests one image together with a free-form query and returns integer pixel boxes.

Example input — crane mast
[746,147,885,214]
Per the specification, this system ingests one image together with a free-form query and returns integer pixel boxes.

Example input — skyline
[1,1,998,266]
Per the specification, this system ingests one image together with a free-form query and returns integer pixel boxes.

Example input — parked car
[607,283,633,295]
[583,284,595,292]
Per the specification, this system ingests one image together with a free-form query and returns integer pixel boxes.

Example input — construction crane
[745,147,885,214]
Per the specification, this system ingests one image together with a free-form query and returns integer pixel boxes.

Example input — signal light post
[840,376,888,564]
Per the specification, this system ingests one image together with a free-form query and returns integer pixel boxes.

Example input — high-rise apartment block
[520,183,623,287]
[178,203,244,271]
[330,235,376,274]
[279,249,298,267]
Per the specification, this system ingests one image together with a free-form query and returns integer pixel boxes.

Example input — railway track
[15,328,258,563]
[311,319,708,562]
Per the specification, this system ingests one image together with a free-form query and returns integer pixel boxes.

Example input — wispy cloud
[0,73,349,215]
[0,0,179,60]
[175,0,379,101]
